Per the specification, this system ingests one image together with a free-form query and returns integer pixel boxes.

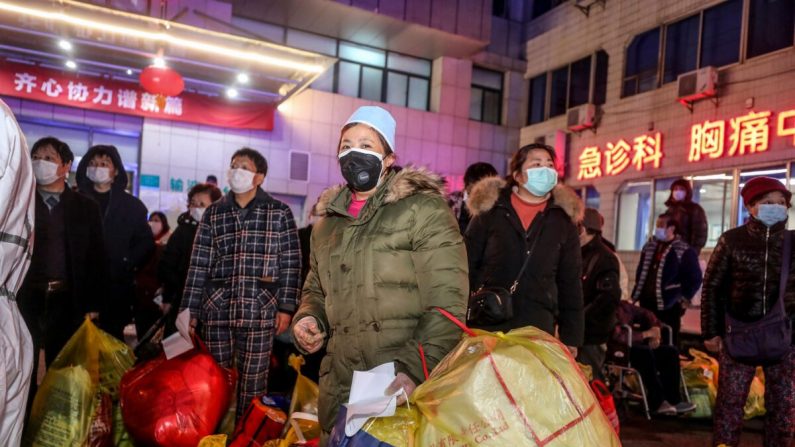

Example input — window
[568,56,591,108]
[527,50,609,125]
[691,174,734,247]
[593,50,609,105]
[528,74,547,125]
[549,66,568,117]
[574,186,601,210]
[616,181,652,251]
[532,0,566,19]
[747,0,795,59]
[470,67,503,124]
[701,0,742,67]
[623,28,660,97]
[663,15,699,84]
[625,0,743,96]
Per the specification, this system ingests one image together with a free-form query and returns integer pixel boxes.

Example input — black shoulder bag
[467,216,545,327]
[724,230,793,365]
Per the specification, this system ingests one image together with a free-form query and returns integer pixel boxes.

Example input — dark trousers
[714,348,795,447]
[101,282,134,341]
[577,344,607,381]
[17,286,81,405]
[630,345,682,409]
[654,305,683,348]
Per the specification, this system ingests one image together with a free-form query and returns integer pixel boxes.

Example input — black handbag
[724,230,793,365]
[467,217,544,326]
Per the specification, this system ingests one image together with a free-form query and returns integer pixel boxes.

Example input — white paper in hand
[162,309,195,359]
[345,362,402,436]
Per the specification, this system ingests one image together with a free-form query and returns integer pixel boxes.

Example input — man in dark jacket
[576,208,620,379]
[181,148,301,418]
[76,145,154,340]
[157,182,221,334]
[458,162,498,233]
[18,137,107,391]
[633,213,703,347]
[665,178,708,255]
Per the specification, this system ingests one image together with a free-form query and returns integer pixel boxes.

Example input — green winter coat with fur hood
[293,167,468,437]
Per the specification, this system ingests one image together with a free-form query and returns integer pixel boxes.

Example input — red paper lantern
[139,66,185,97]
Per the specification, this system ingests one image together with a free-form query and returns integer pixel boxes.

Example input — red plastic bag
[229,398,287,447]
[119,339,236,447]
[591,380,619,435]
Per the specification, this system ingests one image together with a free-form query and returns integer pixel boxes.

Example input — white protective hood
[0,98,34,446]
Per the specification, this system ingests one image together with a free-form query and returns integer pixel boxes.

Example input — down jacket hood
[315,166,447,216]
[76,145,127,192]
[465,176,584,223]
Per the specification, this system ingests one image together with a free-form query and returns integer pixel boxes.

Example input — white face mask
[190,207,206,222]
[672,190,687,201]
[149,221,163,236]
[32,159,61,185]
[87,166,112,185]
[227,168,256,194]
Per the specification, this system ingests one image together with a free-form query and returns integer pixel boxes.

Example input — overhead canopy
[0,0,337,104]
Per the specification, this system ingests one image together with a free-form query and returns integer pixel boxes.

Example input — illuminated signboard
[576,108,795,181]
[577,132,662,180]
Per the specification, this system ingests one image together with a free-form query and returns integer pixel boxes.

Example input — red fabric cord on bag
[418,343,429,381]
[433,307,477,337]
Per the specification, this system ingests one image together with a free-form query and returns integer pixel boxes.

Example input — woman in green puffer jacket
[292,106,468,444]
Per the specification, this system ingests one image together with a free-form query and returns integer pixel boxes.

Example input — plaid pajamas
[204,324,274,417]
[180,188,301,418]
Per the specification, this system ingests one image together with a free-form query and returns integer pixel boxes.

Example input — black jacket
[666,200,708,253]
[701,218,795,341]
[76,145,154,286]
[20,185,108,316]
[465,177,584,347]
[581,235,621,345]
[158,212,199,305]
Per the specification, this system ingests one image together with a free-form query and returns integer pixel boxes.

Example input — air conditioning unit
[677,66,718,104]
[567,103,596,132]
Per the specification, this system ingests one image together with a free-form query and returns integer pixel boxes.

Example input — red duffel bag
[119,338,236,447]
[591,380,620,435]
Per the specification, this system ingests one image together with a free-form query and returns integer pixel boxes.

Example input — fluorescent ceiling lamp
[236,73,249,84]
[64,60,77,69]
[0,1,324,73]
[58,39,72,51]
[153,57,166,68]
[690,174,733,181]
[126,68,133,75]
[226,88,238,98]
[739,168,787,177]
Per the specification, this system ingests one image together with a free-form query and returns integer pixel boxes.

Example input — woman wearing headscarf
[292,106,468,444]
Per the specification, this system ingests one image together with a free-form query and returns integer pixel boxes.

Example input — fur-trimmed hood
[316,166,446,216]
[466,176,584,223]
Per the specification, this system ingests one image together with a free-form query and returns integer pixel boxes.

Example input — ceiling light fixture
[58,39,72,51]
[236,73,249,84]
[65,60,77,69]
[0,1,324,73]
[153,57,166,68]
[126,68,133,75]
[226,88,238,99]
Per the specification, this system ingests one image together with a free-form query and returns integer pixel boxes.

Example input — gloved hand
[293,317,325,353]
[385,372,416,406]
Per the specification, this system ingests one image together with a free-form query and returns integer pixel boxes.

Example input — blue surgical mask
[523,167,558,197]
[757,204,788,227]
[654,228,668,241]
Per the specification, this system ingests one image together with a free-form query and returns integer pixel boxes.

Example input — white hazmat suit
[0,98,35,446]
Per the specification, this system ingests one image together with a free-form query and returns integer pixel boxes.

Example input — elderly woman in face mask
[292,106,468,444]
[702,176,795,447]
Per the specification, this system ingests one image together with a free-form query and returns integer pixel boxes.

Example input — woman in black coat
[157,183,221,321]
[665,178,708,254]
[465,143,584,354]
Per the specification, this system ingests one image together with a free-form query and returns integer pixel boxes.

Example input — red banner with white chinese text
[0,61,274,130]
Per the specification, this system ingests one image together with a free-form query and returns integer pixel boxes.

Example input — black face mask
[339,149,383,192]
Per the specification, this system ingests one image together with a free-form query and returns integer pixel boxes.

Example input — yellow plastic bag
[362,406,418,447]
[744,369,766,420]
[23,319,135,447]
[198,434,228,447]
[412,326,620,447]
[682,348,720,418]
[278,354,321,447]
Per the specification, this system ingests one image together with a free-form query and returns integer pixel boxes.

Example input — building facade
[521,0,795,255]
[1,0,529,226]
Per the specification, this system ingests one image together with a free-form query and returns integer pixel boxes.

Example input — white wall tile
[421,112,440,142]
[311,90,335,124]
[196,138,224,171]
[168,134,198,169]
